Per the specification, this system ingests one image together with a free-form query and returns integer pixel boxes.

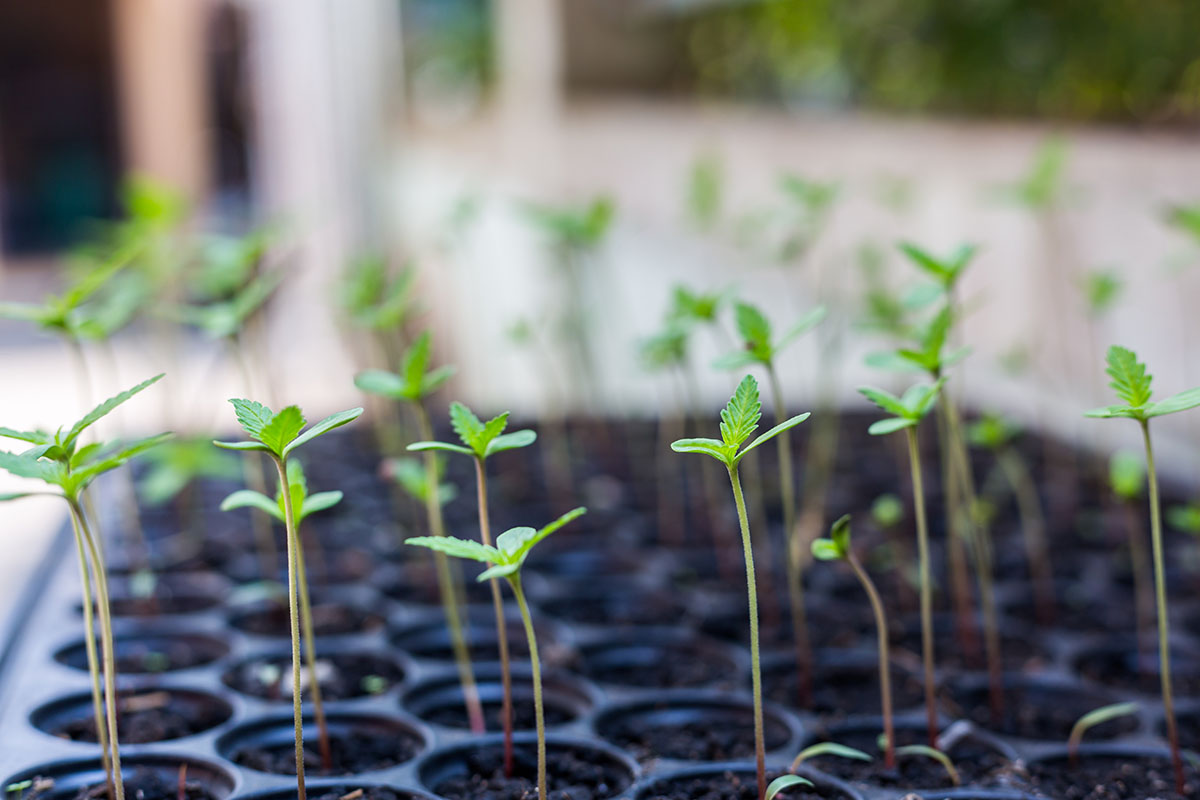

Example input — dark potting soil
[894,624,1051,673]
[420,695,577,730]
[598,709,789,762]
[1074,645,1200,697]
[105,593,220,616]
[57,634,229,674]
[804,727,1013,789]
[1024,753,1197,800]
[275,787,430,800]
[232,601,383,638]
[541,591,688,627]
[763,659,925,717]
[574,643,737,689]
[431,745,631,800]
[1171,709,1200,751]
[223,652,405,701]
[640,770,844,800]
[945,681,1142,741]
[25,768,220,800]
[49,691,229,743]
[231,728,423,775]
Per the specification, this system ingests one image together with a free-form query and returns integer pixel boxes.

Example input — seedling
[407,507,587,800]
[215,400,362,800]
[339,255,419,363]
[1110,451,1153,663]
[672,375,810,800]
[409,402,537,775]
[763,774,814,800]
[969,414,1055,624]
[889,741,960,786]
[1067,702,1139,766]
[858,378,943,746]
[775,174,837,262]
[0,374,171,800]
[354,332,483,733]
[716,300,825,705]
[812,515,896,767]
[1085,345,1200,794]
[789,742,872,769]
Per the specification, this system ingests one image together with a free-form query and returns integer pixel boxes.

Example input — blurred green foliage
[685,0,1200,122]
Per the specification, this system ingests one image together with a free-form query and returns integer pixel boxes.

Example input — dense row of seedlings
[0,161,1199,800]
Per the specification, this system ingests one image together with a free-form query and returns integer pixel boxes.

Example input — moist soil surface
[1073,646,1200,697]
[232,601,382,637]
[762,659,925,716]
[573,643,737,689]
[26,768,221,800]
[420,694,578,730]
[598,711,790,762]
[231,729,423,775]
[640,770,847,800]
[58,635,228,674]
[49,691,228,743]
[223,652,404,701]
[271,787,430,800]
[1024,754,1197,800]
[945,682,1142,741]
[431,745,632,800]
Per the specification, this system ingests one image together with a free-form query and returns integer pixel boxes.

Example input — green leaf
[0,428,51,445]
[734,302,772,357]
[869,417,917,436]
[421,365,456,396]
[402,331,433,389]
[300,490,343,518]
[791,741,872,767]
[495,506,588,570]
[1146,387,1200,418]
[764,774,814,800]
[220,489,284,522]
[864,351,924,373]
[449,402,486,451]
[283,407,363,457]
[811,540,842,561]
[479,563,521,582]
[1084,404,1141,419]
[70,433,173,486]
[893,745,960,786]
[829,513,851,553]
[669,437,728,462]
[720,375,762,448]
[495,527,538,559]
[1105,345,1153,409]
[712,350,759,371]
[259,406,306,455]
[354,369,406,399]
[213,440,271,452]
[230,398,274,440]
[408,440,474,456]
[776,305,827,351]
[739,412,811,460]
[858,386,908,417]
[66,374,164,446]
[486,429,537,457]
[1068,702,1139,755]
[405,535,498,563]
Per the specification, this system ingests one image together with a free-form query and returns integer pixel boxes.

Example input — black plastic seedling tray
[0,420,1196,800]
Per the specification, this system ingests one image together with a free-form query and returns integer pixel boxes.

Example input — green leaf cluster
[220,460,342,524]
[387,456,457,507]
[355,332,457,403]
[865,306,968,376]
[406,507,587,582]
[714,301,826,370]
[671,375,810,467]
[170,270,282,340]
[1085,346,1200,421]
[812,514,852,561]
[858,379,946,436]
[967,413,1020,450]
[339,255,420,331]
[408,402,535,460]
[898,242,977,292]
[215,400,363,459]
[1082,270,1123,316]
[524,197,614,250]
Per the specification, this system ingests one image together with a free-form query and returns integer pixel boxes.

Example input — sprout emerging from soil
[407,507,587,800]
[858,379,944,747]
[409,402,537,776]
[812,515,895,768]
[672,375,810,800]
[0,374,170,800]
[216,400,362,800]
[1067,702,1139,766]
[1085,344,1200,795]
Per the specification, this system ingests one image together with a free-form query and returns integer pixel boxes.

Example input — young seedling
[339,255,419,367]
[685,153,723,232]
[789,742,872,769]
[888,740,960,786]
[355,332,484,733]
[215,401,362,800]
[812,515,896,768]
[407,507,587,800]
[1067,702,1139,766]
[969,414,1055,624]
[858,378,944,746]
[0,374,170,800]
[672,375,810,800]
[1085,345,1200,794]
[408,403,537,776]
[716,300,826,705]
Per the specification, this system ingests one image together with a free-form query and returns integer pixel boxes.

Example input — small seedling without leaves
[407,507,587,800]
[672,375,810,800]
[858,379,944,746]
[408,403,537,776]
[215,401,362,800]
[0,374,171,800]
[1085,344,1200,794]
[812,515,896,768]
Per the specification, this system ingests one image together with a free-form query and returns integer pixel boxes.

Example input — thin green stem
[1140,420,1185,795]
[728,465,765,800]
[847,552,893,769]
[68,503,113,799]
[904,426,938,747]
[414,404,484,733]
[273,457,306,800]
[231,337,278,578]
[475,457,514,776]
[292,528,332,770]
[767,365,810,707]
[997,447,1055,624]
[511,577,546,800]
[935,399,978,665]
[74,500,124,800]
